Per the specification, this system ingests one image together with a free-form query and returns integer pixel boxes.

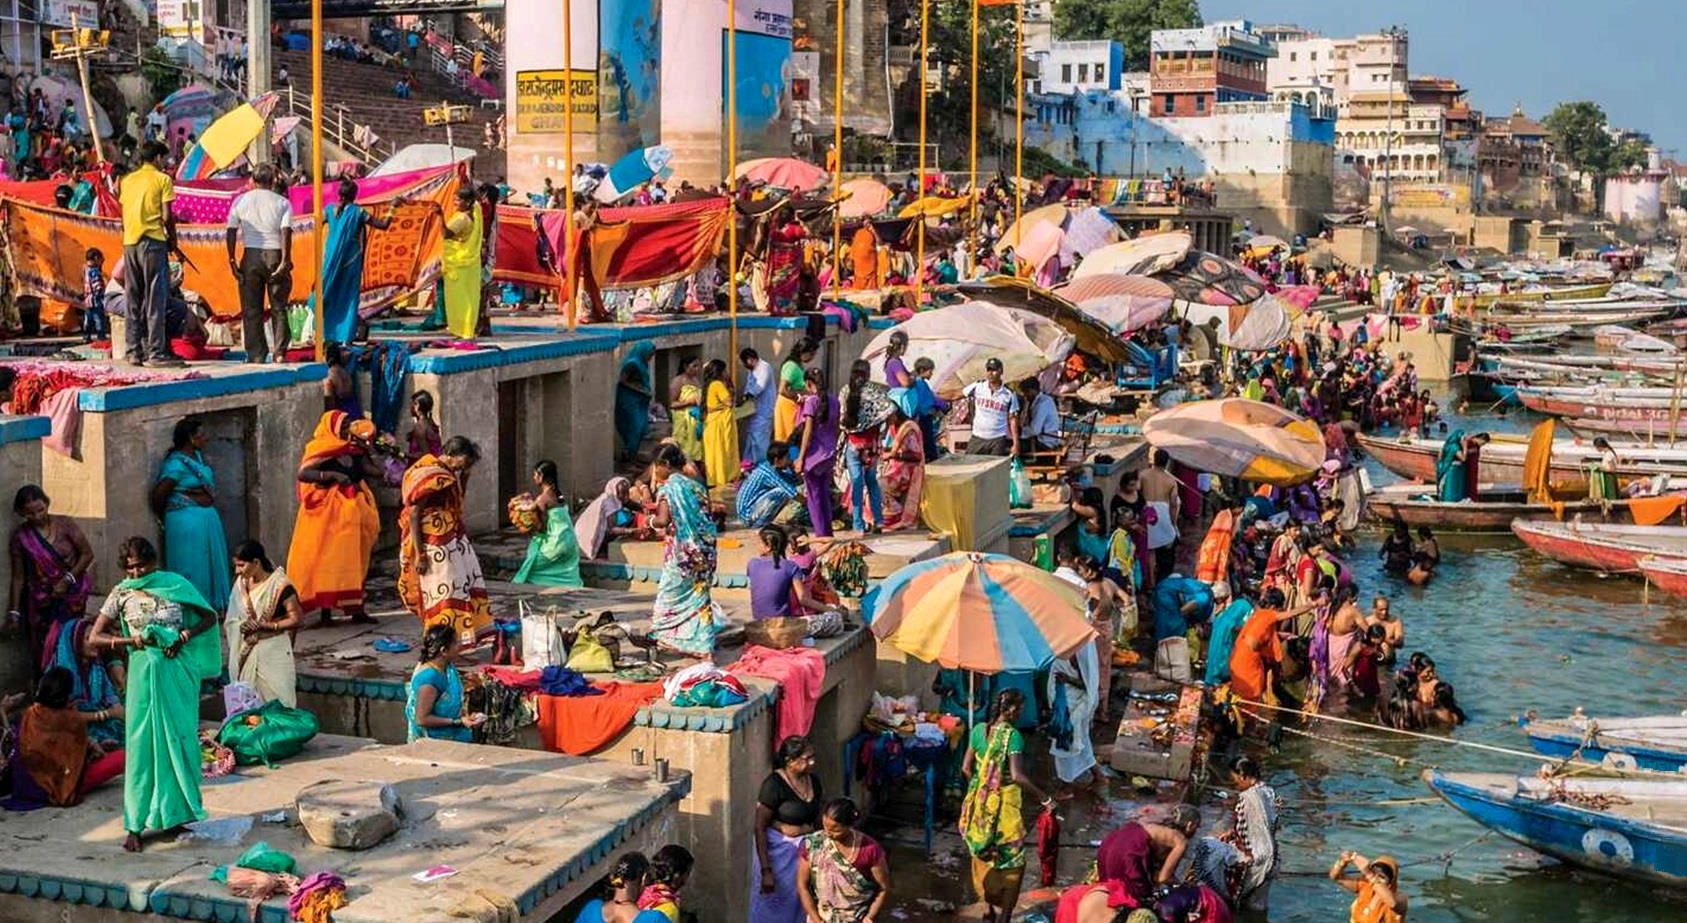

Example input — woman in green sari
[87,536,215,852]
[514,460,583,588]
[1435,429,1467,502]
[959,688,1053,923]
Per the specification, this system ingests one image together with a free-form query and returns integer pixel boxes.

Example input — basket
[745,616,809,650]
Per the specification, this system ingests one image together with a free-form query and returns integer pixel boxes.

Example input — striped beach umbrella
[864,552,1095,673]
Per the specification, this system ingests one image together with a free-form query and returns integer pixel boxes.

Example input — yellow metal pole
[311,0,324,361]
[1014,0,1023,236]
[728,0,739,368]
[968,0,978,271]
[915,0,928,307]
[68,15,103,166]
[562,0,576,330]
[830,0,845,297]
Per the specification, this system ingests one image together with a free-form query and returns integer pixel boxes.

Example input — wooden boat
[1524,714,1687,773]
[1363,483,1632,533]
[1596,325,1680,356]
[1481,307,1675,330]
[1425,770,1687,890]
[1564,416,1687,440]
[1469,282,1614,309]
[1515,385,1685,422]
[1358,433,1687,489]
[1640,557,1687,598]
[1510,521,1687,573]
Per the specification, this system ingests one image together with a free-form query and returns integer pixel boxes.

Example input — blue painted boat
[1524,715,1687,773]
[1426,770,1687,889]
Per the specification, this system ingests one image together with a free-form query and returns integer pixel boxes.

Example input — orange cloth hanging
[1628,494,1685,527]
[535,681,663,755]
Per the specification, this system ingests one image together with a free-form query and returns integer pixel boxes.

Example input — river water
[876,399,1687,922]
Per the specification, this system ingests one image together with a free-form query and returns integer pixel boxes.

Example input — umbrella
[898,193,974,220]
[1272,284,1322,311]
[1055,273,1175,335]
[838,178,892,218]
[1073,231,1193,278]
[735,156,829,192]
[993,203,1068,255]
[864,552,1095,672]
[371,143,475,176]
[177,93,280,181]
[1247,234,1289,251]
[860,301,1075,399]
[1221,294,1294,352]
[1059,206,1123,262]
[1159,250,1269,306]
[1142,399,1326,486]
[1013,221,1065,272]
[957,276,1133,363]
[594,145,674,202]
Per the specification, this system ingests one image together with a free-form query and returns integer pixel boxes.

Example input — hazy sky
[1199,0,1681,153]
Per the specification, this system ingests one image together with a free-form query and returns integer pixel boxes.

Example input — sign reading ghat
[515,69,599,134]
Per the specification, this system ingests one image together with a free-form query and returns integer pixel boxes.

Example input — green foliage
[140,46,184,102]
[1020,144,1085,178]
[1612,138,1650,172]
[1053,0,1203,71]
[915,1,1019,170]
[1542,100,1615,176]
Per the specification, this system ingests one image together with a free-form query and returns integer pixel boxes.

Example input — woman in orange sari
[880,396,925,530]
[1194,503,1241,585]
[286,410,381,626]
[399,437,491,646]
[849,224,881,290]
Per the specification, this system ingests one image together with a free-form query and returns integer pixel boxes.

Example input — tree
[1543,100,1615,176]
[1054,0,1203,71]
[1612,137,1650,172]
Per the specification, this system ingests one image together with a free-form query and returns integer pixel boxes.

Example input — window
[1078,63,1088,83]
[1311,51,1318,61]
[1195,95,1206,112]
[1062,63,1071,82]
[1095,63,1105,83]
[1163,94,1175,114]
[1289,51,1297,62]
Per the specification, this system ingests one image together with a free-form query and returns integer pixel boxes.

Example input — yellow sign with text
[515,69,598,135]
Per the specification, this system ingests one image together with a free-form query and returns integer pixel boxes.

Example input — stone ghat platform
[0,736,688,923]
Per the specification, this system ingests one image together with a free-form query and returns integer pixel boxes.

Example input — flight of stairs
[271,47,506,179]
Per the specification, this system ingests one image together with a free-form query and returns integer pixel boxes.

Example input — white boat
[1524,713,1687,773]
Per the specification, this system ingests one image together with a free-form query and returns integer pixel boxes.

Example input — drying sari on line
[10,519,92,672]
[650,473,718,657]
[318,201,372,343]
[882,410,926,530]
[225,567,298,707]
[803,831,883,923]
[441,206,484,339]
[287,411,381,614]
[398,454,492,644]
[159,450,232,614]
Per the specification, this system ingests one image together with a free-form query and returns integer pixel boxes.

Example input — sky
[1198,0,1684,153]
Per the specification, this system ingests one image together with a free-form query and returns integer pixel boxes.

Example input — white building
[1267,32,1337,116]
[1331,30,1408,110]
[1034,39,1122,95]
[1606,147,1667,226]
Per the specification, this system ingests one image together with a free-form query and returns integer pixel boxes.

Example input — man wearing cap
[961,357,1019,456]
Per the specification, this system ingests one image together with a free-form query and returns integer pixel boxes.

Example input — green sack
[1008,457,1033,509]
[216,700,320,768]
[235,841,297,875]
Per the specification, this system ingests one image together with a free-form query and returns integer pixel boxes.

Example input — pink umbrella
[1055,273,1176,335]
[838,177,892,218]
[734,157,830,192]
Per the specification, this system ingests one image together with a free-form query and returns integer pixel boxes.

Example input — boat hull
[1509,521,1687,573]
[1519,393,1681,423]
[1524,718,1687,774]
[1639,559,1687,598]
[1426,771,1687,890]
[1366,491,1630,533]
[1356,434,1584,487]
[1471,283,1615,308]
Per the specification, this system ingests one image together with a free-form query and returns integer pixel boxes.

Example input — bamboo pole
[1014,0,1023,236]
[831,0,845,297]
[728,0,739,369]
[562,0,576,329]
[310,0,324,360]
[967,0,978,270]
[915,0,928,307]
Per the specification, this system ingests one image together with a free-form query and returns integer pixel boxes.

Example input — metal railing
[281,83,396,165]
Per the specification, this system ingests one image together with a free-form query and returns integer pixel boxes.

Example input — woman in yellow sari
[441,187,484,339]
[849,224,881,290]
[701,359,738,488]
[960,688,1052,923]
[286,410,381,626]
[670,356,705,463]
[775,339,818,443]
[399,437,491,646]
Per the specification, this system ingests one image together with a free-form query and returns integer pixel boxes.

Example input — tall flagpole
[1014,0,1023,236]
[562,0,576,329]
[310,0,324,360]
[728,0,739,368]
[831,0,845,297]
[915,0,928,307]
[968,0,979,273]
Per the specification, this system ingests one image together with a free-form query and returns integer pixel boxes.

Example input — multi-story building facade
[1034,40,1123,96]
[1147,20,1272,118]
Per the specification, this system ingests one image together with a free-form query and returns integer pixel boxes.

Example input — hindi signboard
[515,69,598,135]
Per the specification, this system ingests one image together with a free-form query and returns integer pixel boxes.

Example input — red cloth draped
[492,199,730,292]
[534,681,663,755]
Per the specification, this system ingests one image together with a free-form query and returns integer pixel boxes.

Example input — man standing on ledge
[225,163,294,362]
[119,141,181,368]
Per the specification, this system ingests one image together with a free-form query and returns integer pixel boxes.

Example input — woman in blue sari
[649,444,718,658]
[150,419,231,614]
[1435,429,1467,502]
[615,341,656,462]
[406,624,483,742]
[319,179,395,345]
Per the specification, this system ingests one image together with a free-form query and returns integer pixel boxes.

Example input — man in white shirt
[962,357,1019,456]
[224,164,294,362]
[739,347,777,467]
[1017,377,1062,455]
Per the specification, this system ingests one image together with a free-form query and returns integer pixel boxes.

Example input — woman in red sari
[7,485,94,672]
[399,437,492,646]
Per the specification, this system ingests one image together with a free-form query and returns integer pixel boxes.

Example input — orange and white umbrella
[1143,399,1326,486]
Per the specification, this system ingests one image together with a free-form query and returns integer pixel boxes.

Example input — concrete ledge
[407,333,620,374]
[76,364,328,412]
[0,414,50,444]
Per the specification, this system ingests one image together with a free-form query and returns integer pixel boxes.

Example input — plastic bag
[520,601,567,668]
[1009,457,1033,509]
[216,700,320,768]
[565,629,614,673]
[236,841,298,876]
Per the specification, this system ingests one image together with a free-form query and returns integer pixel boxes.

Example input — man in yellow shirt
[119,141,182,366]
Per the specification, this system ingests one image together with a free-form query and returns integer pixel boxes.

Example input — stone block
[295,779,402,850]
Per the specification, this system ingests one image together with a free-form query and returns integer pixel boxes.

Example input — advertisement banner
[44,0,99,28]
[515,69,599,135]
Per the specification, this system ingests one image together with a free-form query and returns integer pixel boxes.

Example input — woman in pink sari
[880,398,925,530]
